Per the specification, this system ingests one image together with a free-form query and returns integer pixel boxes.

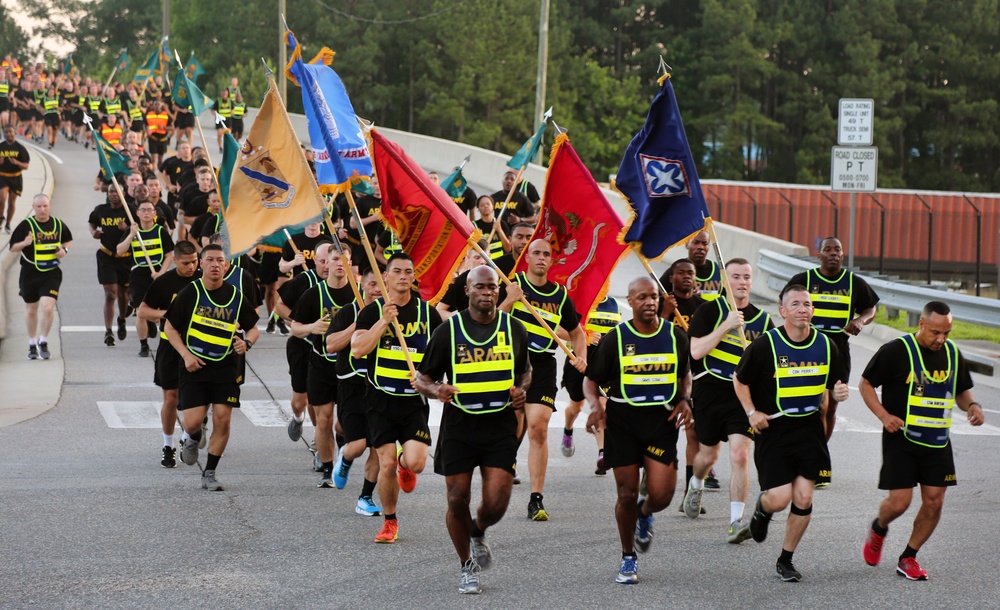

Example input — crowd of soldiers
[4,51,987,594]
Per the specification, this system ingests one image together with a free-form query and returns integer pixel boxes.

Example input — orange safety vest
[146,111,168,136]
[101,123,123,146]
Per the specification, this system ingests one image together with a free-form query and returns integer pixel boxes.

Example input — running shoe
[750,492,771,543]
[266,317,276,334]
[678,490,706,515]
[683,485,704,519]
[635,501,654,553]
[179,438,199,466]
[276,317,289,335]
[201,470,225,491]
[38,341,50,359]
[138,344,150,358]
[863,520,886,566]
[104,330,115,346]
[512,462,520,485]
[199,418,208,449]
[397,445,417,493]
[333,447,351,489]
[896,557,928,581]
[313,450,323,472]
[595,451,607,475]
[727,517,752,544]
[705,469,721,490]
[287,417,303,442]
[459,559,482,594]
[561,432,575,457]
[356,496,382,517]
[374,519,399,544]
[317,474,334,488]
[28,345,39,360]
[616,555,638,584]
[117,317,127,341]
[470,535,493,570]
[527,496,549,521]
[3,224,9,234]
[160,446,177,468]
[776,560,802,582]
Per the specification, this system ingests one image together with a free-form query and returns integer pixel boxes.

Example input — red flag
[370,129,482,303]
[514,133,629,325]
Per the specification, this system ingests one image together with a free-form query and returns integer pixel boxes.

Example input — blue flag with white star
[615,76,709,259]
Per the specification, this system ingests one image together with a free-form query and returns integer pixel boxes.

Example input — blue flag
[616,76,709,259]
[284,30,372,195]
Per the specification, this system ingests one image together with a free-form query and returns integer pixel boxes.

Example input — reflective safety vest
[766,328,830,416]
[103,97,121,115]
[217,98,232,118]
[25,216,64,271]
[510,272,568,355]
[146,111,168,135]
[610,319,678,407]
[370,298,431,396]
[0,80,8,97]
[584,296,621,338]
[127,100,143,120]
[337,301,368,380]
[231,102,246,118]
[185,280,242,361]
[448,312,515,414]
[900,333,957,448]
[704,300,772,381]
[130,225,166,269]
[312,282,356,361]
[806,268,853,333]
[101,123,123,146]
[43,95,59,113]
[382,231,403,260]
[223,263,246,291]
[696,260,722,301]
[88,96,103,113]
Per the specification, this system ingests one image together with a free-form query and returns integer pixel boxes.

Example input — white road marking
[97,401,162,428]
[241,399,312,428]
[19,138,65,164]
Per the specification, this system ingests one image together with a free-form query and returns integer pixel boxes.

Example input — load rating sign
[831,146,878,192]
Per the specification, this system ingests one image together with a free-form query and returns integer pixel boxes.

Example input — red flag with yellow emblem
[369,129,482,304]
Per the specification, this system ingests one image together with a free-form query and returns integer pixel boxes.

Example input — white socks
[731,502,745,523]
[164,434,175,448]
[689,475,704,491]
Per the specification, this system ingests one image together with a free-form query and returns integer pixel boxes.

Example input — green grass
[875,306,1000,342]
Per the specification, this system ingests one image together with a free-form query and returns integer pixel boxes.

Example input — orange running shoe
[397,445,417,493]
[374,519,399,544]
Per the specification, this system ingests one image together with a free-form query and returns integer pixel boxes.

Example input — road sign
[831,146,878,192]
[838,98,874,145]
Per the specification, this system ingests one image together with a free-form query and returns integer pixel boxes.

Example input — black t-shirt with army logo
[281,231,329,276]
[88,202,137,252]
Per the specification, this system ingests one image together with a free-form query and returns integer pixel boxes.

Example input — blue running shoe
[616,555,638,584]
[635,507,654,553]
[356,495,382,516]
[333,447,351,489]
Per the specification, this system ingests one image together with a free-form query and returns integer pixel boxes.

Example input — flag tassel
[346,190,417,376]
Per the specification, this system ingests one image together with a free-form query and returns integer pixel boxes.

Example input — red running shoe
[397,445,417,493]
[896,557,928,581]
[863,523,885,566]
[374,519,399,544]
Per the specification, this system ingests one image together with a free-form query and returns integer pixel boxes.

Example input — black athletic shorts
[43,113,60,127]
[0,173,23,196]
[337,377,371,444]
[526,353,557,409]
[229,118,244,134]
[434,404,518,476]
[0,98,8,112]
[96,250,131,286]
[177,378,240,410]
[175,113,194,129]
[286,337,311,394]
[754,414,831,489]
[692,380,753,446]
[878,433,957,489]
[561,358,585,403]
[19,267,62,303]
[129,121,145,133]
[259,251,283,285]
[154,341,181,390]
[603,400,680,469]
[366,388,431,448]
[128,267,154,308]
[306,357,339,406]
[147,137,167,156]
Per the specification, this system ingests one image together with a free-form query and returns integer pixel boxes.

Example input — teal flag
[132,51,158,85]
[172,70,214,116]
[157,39,172,75]
[185,52,206,81]
[218,130,240,210]
[83,114,130,179]
[63,54,78,78]
[507,107,552,169]
[115,49,130,74]
[442,166,467,199]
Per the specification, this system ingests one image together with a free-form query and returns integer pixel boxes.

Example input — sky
[4,0,76,60]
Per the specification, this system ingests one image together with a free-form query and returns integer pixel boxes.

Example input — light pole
[533,0,550,165]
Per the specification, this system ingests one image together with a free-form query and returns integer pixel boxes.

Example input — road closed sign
[831,146,878,192]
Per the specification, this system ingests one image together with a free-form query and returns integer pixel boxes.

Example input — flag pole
[323,205,365,305]
[704,216,747,347]
[282,228,311,273]
[105,48,125,87]
[346,189,417,376]
[110,175,155,269]
[630,244,688,331]
[486,165,525,245]
[466,238,578,362]
[177,49,216,170]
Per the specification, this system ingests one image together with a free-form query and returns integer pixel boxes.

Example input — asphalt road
[2,137,1000,609]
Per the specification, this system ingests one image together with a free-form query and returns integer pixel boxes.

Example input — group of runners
[3,55,987,592]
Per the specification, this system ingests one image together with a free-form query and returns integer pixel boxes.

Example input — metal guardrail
[758,249,1000,329]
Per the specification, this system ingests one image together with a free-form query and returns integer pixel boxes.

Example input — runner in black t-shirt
[88,186,137,346]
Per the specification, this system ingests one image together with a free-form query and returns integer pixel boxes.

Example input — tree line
[7,0,999,192]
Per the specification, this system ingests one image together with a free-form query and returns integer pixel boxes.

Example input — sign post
[833,98,877,269]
